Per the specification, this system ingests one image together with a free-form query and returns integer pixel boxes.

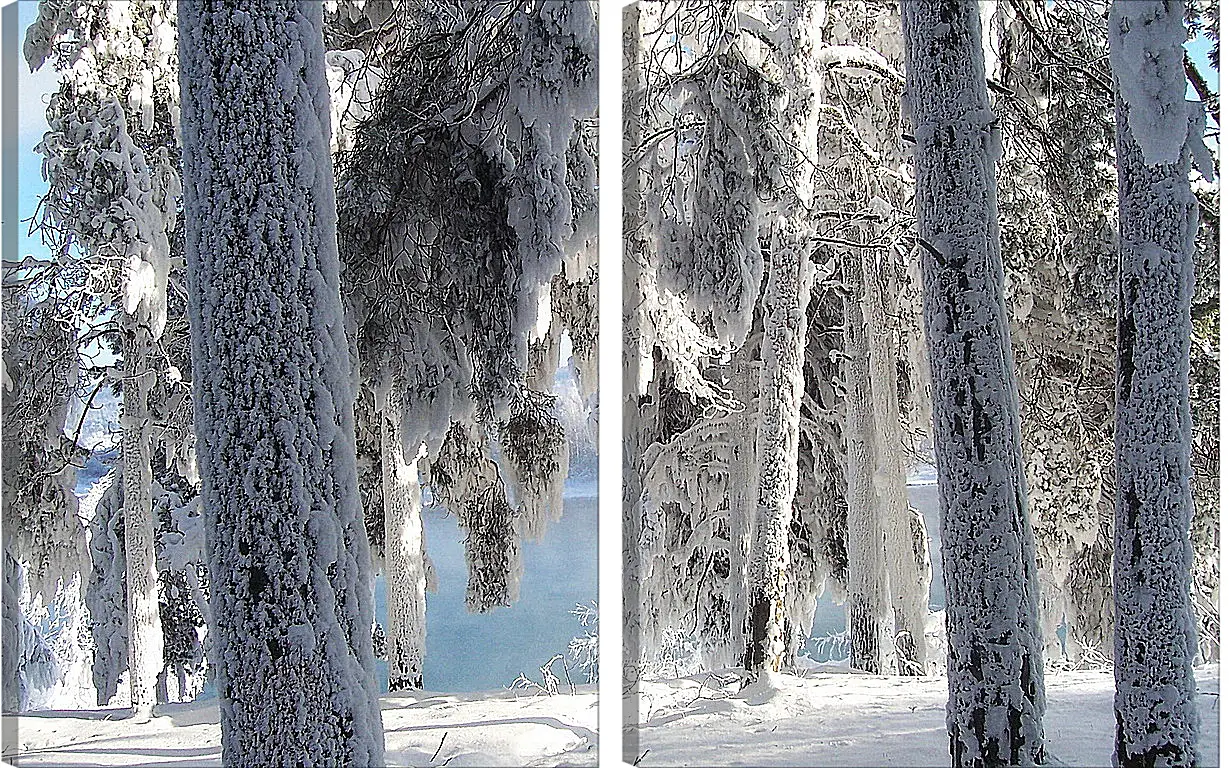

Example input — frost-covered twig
[429,731,448,763]
[510,654,573,697]
[816,104,880,163]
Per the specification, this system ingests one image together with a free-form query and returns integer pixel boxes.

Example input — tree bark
[744,0,823,676]
[844,255,891,675]
[179,2,385,764]
[902,1,1046,764]
[381,388,427,692]
[1109,4,1201,763]
[726,355,758,668]
[746,216,816,673]
[120,330,162,721]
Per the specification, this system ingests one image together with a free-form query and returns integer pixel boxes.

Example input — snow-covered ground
[3,688,596,767]
[628,664,1220,767]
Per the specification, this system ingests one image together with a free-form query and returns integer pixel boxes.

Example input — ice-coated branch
[815,44,904,82]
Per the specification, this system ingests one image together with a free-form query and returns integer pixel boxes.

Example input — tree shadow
[386,715,597,744]
[16,709,131,721]
[13,743,220,767]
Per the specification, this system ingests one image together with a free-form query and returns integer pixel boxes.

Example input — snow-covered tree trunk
[725,355,758,666]
[863,249,930,675]
[381,388,427,692]
[85,475,128,706]
[743,0,823,676]
[2,547,21,712]
[1107,3,1202,765]
[622,1,646,676]
[745,235,815,674]
[902,1,1046,764]
[120,331,163,720]
[844,255,891,675]
[178,2,384,764]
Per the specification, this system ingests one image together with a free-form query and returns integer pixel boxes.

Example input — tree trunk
[902,1,1046,764]
[844,255,891,675]
[743,0,823,676]
[622,1,647,684]
[120,330,162,721]
[745,220,816,673]
[1108,3,1201,764]
[726,355,758,668]
[381,389,427,692]
[863,249,931,675]
[178,3,385,764]
[2,547,22,712]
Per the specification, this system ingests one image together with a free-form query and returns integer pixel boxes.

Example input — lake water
[72,449,599,699]
[374,484,598,692]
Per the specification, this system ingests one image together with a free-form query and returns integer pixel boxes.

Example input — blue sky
[16,0,61,264]
[1185,35,1218,105]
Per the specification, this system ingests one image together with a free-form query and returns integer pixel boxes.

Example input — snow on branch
[1108,0,1196,166]
[430,422,522,612]
[815,45,904,82]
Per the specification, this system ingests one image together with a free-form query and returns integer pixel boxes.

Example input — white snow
[3,688,597,767]
[629,666,1220,767]
[1108,1,1190,166]
[814,44,901,79]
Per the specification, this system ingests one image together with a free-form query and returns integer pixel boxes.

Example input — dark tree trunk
[902,1,1047,764]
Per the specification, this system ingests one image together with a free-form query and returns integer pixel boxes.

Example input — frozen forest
[4,0,597,765]
[1,0,1223,765]
[624,1,1219,767]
